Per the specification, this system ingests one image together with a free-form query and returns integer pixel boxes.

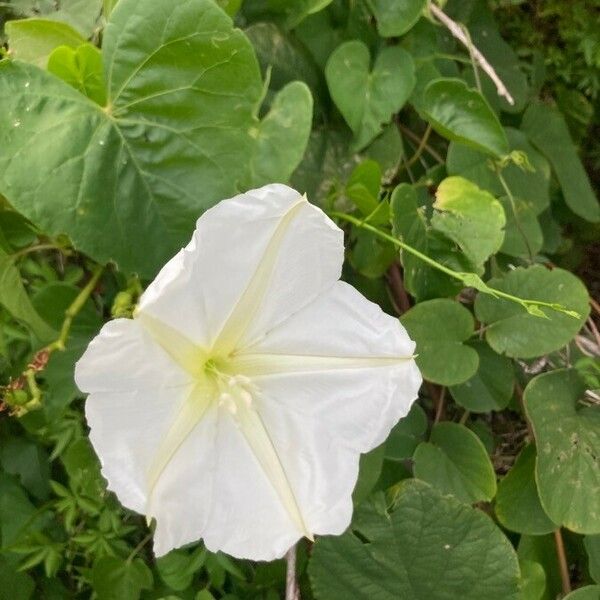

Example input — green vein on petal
[146,377,217,517]
[229,353,414,377]
[214,198,307,355]
[234,397,313,540]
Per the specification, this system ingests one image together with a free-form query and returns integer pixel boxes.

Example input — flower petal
[150,406,307,560]
[137,184,343,349]
[231,282,422,535]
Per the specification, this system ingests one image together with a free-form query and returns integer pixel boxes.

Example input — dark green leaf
[413,422,497,503]
[495,444,556,535]
[474,266,590,358]
[400,298,479,385]
[326,41,415,149]
[365,0,426,37]
[525,369,600,534]
[420,79,509,157]
[522,103,600,223]
[449,340,514,412]
[309,480,520,600]
[91,556,153,600]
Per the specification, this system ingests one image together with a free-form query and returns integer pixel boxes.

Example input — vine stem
[285,544,300,600]
[428,3,515,105]
[330,212,579,318]
[554,529,572,595]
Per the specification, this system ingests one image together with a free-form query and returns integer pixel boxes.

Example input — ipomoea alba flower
[75,184,421,560]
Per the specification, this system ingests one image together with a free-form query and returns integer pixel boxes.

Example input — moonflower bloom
[75,184,421,560]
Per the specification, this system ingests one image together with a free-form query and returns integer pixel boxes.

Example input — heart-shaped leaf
[325,40,415,150]
[400,298,479,385]
[525,369,600,534]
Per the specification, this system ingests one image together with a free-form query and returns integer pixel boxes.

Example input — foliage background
[0,0,599,598]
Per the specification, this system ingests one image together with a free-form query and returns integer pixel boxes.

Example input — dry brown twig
[428,3,515,105]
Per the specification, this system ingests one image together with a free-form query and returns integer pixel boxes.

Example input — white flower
[75,184,421,561]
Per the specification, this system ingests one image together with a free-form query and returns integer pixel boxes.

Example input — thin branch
[554,529,572,596]
[387,263,411,314]
[428,3,515,105]
[397,122,444,164]
[285,544,300,600]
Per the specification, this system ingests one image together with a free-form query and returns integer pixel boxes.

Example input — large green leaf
[0,0,312,277]
[449,340,514,413]
[325,41,415,150]
[365,0,426,37]
[495,444,556,535]
[400,298,479,385]
[525,369,600,534]
[431,176,505,269]
[0,472,38,548]
[385,403,427,461]
[447,128,551,215]
[474,266,590,358]
[0,245,56,341]
[420,78,509,157]
[5,18,86,68]
[413,422,497,503]
[0,556,35,600]
[309,480,520,600]
[522,103,600,223]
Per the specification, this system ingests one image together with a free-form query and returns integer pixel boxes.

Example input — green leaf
[518,535,562,600]
[325,41,415,150]
[309,480,520,600]
[449,340,514,413]
[390,183,465,300]
[352,444,385,506]
[584,535,600,584]
[499,196,544,258]
[431,176,506,269]
[413,422,497,503]
[474,266,590,358]
[0,436,51,500]
[9,0,103,37]
[0,556,35,600]
[385,403,427,460]
[519,560,546,600]
[525,369,600,534]
[522,102,600,223]
[156,547,206,592]
[365,0,426,37]
[420,79,509,157]
[47,44,106,105]
[0,245,56,341]
[400,298,479,385]
[246,81,313,187]
[345,160,381,217]
[0,472,38,548]
[349,229,395,279]
[447,128,551,215]
[91,556,153,600]
[0,0,311,277]
[495,444,556,535]
[564,587,600,600]
[6,18,86,68]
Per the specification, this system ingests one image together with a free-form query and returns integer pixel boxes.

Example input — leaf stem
[285,544,300,600]
[553,528,571,596]
[330,212,578,318]
[48,265,104,352]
